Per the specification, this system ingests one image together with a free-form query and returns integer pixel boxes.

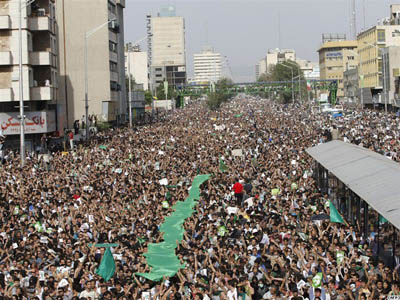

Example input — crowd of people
[0,98,399,300]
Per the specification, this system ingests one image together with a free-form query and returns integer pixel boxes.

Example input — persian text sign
[0,111,56,135]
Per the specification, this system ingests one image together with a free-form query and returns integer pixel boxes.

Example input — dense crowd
[0,98,399,300]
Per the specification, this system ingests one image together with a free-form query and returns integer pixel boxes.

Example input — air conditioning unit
[37,9,45,16]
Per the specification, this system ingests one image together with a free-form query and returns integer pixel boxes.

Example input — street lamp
[84,18,117,141]
[285,60,302,102]
[17,0,35,166]
[363,41,387,112]
[281,63,294,103]
[348,49,364,109]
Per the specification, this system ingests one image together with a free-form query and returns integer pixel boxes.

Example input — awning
[306,140,400,230]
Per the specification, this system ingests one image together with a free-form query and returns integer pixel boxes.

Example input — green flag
[96,247,115,282]
[336,251,345,264]
[379,215,388,224]
[219,158,228,172]
[329,201,345,224]
[234,114,242,118]
[312,272,323,288]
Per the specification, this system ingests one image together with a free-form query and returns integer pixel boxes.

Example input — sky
[125,0,399,82]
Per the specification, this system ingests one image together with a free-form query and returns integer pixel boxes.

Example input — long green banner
[136,174,211,281]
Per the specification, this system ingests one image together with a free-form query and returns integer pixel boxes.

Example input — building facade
[193,48,222,84]
[382,47,400,107]
[266,48,296,73]
[147,6,186,93]
[57,0,126,127]
[343,67,359,102]
[0,0,58,147]
[125,45,148,91]
[296,59,320,81]
[318,40,358,98]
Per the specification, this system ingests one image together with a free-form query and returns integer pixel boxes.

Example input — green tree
[270,61,307,103]
[206,92,230,110]
[145,90,153,105]
[257,72,271,82]
[155,82,176,100]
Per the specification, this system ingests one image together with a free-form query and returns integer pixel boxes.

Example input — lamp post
[84,18,116,140]
[281,63,294,103]
[285,60,302,102]
[126,43,133,128]
[17,0,35,166]
[363,41,387,112]
[348,49,364,109]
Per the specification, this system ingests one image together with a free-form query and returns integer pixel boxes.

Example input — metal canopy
[306,140,400,229]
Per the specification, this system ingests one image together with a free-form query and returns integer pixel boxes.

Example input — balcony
[110,71,119,82]
[30,86,55,101]
[0,51,12,65]
[0,88,14,102]
[0,16,11,30]
[30,52,53,66]
[109,51,118,62]
[29,16,52,32]
[117,0,126,7]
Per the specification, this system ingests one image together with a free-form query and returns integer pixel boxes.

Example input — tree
[215,77,234,92]
[145,90,152,105]
[257,72,272,82]
[206,92,230,110]
[270,61,307,104]
[155,82,176,100]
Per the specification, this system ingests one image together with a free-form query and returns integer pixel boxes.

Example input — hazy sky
[125,0,398,82]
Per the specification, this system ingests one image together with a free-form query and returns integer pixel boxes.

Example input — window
[110,61,118,72]
[108,1,116,14]
[109,41,117,53]
[155,68,162,71]
[377,30,385,42]
[348,56,355,60]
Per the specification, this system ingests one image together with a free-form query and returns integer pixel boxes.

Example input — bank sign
[326,52,343,58]
[0,111,56,135]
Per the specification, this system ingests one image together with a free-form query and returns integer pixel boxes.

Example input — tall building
[266,49,296,73]
[357,5,400,106]
[296,59,320,81]
[125,45,148,91]
[0,0,58,146]
[318,40,358,98]
[193,48,222,84]
[57,0,126,127]
[255,58,267,80]
[147,6,186,93]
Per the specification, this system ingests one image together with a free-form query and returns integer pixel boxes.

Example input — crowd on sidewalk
[0,98,399,300]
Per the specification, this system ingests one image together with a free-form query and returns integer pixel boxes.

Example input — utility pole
[126,44,133,128]
[18,0,25,166]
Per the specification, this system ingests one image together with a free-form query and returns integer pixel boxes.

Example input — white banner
[0,111,56,135]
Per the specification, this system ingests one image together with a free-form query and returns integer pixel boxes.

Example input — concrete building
[0,0,58,146]
[147,6,186,93]
[266,48,296,73]
[357,6,400,106]
[57,0,126,127]
[296,59,320,81]
[343,67,359,102]
[125,45,148,91]
[382,47,400,107]
[318,40,358,98]
[255,58,267,80]
[193,48,222,84]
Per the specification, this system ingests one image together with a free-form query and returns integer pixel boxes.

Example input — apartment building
[318,40,358,98]
[0,0,58,144]
[147,6,186,93]
[255,58,267,80]
[193,48,222,84]
[57,0,126,127]
[357,7,400,106]
[125,44,148,91]
[266,49,296,73]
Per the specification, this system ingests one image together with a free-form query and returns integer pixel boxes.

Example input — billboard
[0,111,56,135]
